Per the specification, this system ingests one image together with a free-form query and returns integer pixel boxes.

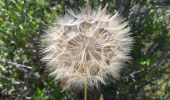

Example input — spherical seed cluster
[42,5,133,90]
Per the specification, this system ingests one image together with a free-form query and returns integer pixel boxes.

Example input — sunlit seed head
[41,5,133,90]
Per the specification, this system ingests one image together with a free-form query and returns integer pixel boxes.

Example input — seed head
[42,5,133,90]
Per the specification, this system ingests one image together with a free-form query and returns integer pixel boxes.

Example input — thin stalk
[84,82,87,100]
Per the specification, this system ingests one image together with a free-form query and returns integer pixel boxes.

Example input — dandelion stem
[84,82,87,100]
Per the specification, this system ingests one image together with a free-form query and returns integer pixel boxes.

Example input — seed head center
[68,35,98,55]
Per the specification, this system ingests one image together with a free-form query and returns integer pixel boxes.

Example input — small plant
[41,5,133,91]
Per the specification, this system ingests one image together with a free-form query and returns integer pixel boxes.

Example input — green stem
[84,82,87,100]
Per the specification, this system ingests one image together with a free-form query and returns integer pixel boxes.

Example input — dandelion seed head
[42,5,133,90]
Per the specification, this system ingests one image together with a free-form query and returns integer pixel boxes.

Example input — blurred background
[0,0,170,100]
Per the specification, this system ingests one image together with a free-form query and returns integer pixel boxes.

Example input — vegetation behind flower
[0,0,170,99]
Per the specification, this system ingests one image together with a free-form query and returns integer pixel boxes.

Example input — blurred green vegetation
[0,0,170,100]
